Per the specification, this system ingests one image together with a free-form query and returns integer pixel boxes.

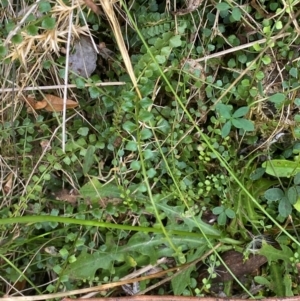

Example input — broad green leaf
[232,106,249,118]
[293,198,300,212]
[80,178,122,202]
[268,93,285,108]
[279,197,292,217]
[212,206,224,214]
[231,7,241,20]
[217,212,227,225]
[262,159,300,177]
[221,120,231,138]
[254,276,271,286]
[225,208,236,218]
[83,145,95,175]
[264,188,284,202]
[287,186,297,204]
[294,173,300,185]
[215,103,232,119]
[232,118,254,131]
[289,67,298,79]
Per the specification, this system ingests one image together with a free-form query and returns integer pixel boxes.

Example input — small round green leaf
[39,1,52,12]
[169,35,182,47]
[123,121,137,132]
[27,24,39,36]
[130,160,141,171]
[11,33,23,44]
[42,17,56,29]
[77,127,89,136]
[216,2,230,11]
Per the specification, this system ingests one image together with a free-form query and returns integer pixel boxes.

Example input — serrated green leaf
[88,86,100,98]
[155,55,166,64]
[125,141,137,151]
[154,199,220,236]
[75,78,85,89]
[172,247,207,295]
[259,242,293,266]
[123,121,137,132]
[140,128,152,140]
[169,35,182,47]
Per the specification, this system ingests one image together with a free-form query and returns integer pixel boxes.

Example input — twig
[195,32,291,62]
[0,82,125,93]
[62,296,300,301]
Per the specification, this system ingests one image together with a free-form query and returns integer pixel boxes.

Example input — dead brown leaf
[43,94,79,112]
[84,0,101,15]
[24,94,78,112]
[3,172,14,194]
[172,0,203,15]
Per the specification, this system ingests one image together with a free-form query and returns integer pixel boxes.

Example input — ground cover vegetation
[1,0,300,299]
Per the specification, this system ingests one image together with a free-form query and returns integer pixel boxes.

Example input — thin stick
[62,297,300,301]
[0,82,125,93]
[62,0,74,153]
[195,32,290,62]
